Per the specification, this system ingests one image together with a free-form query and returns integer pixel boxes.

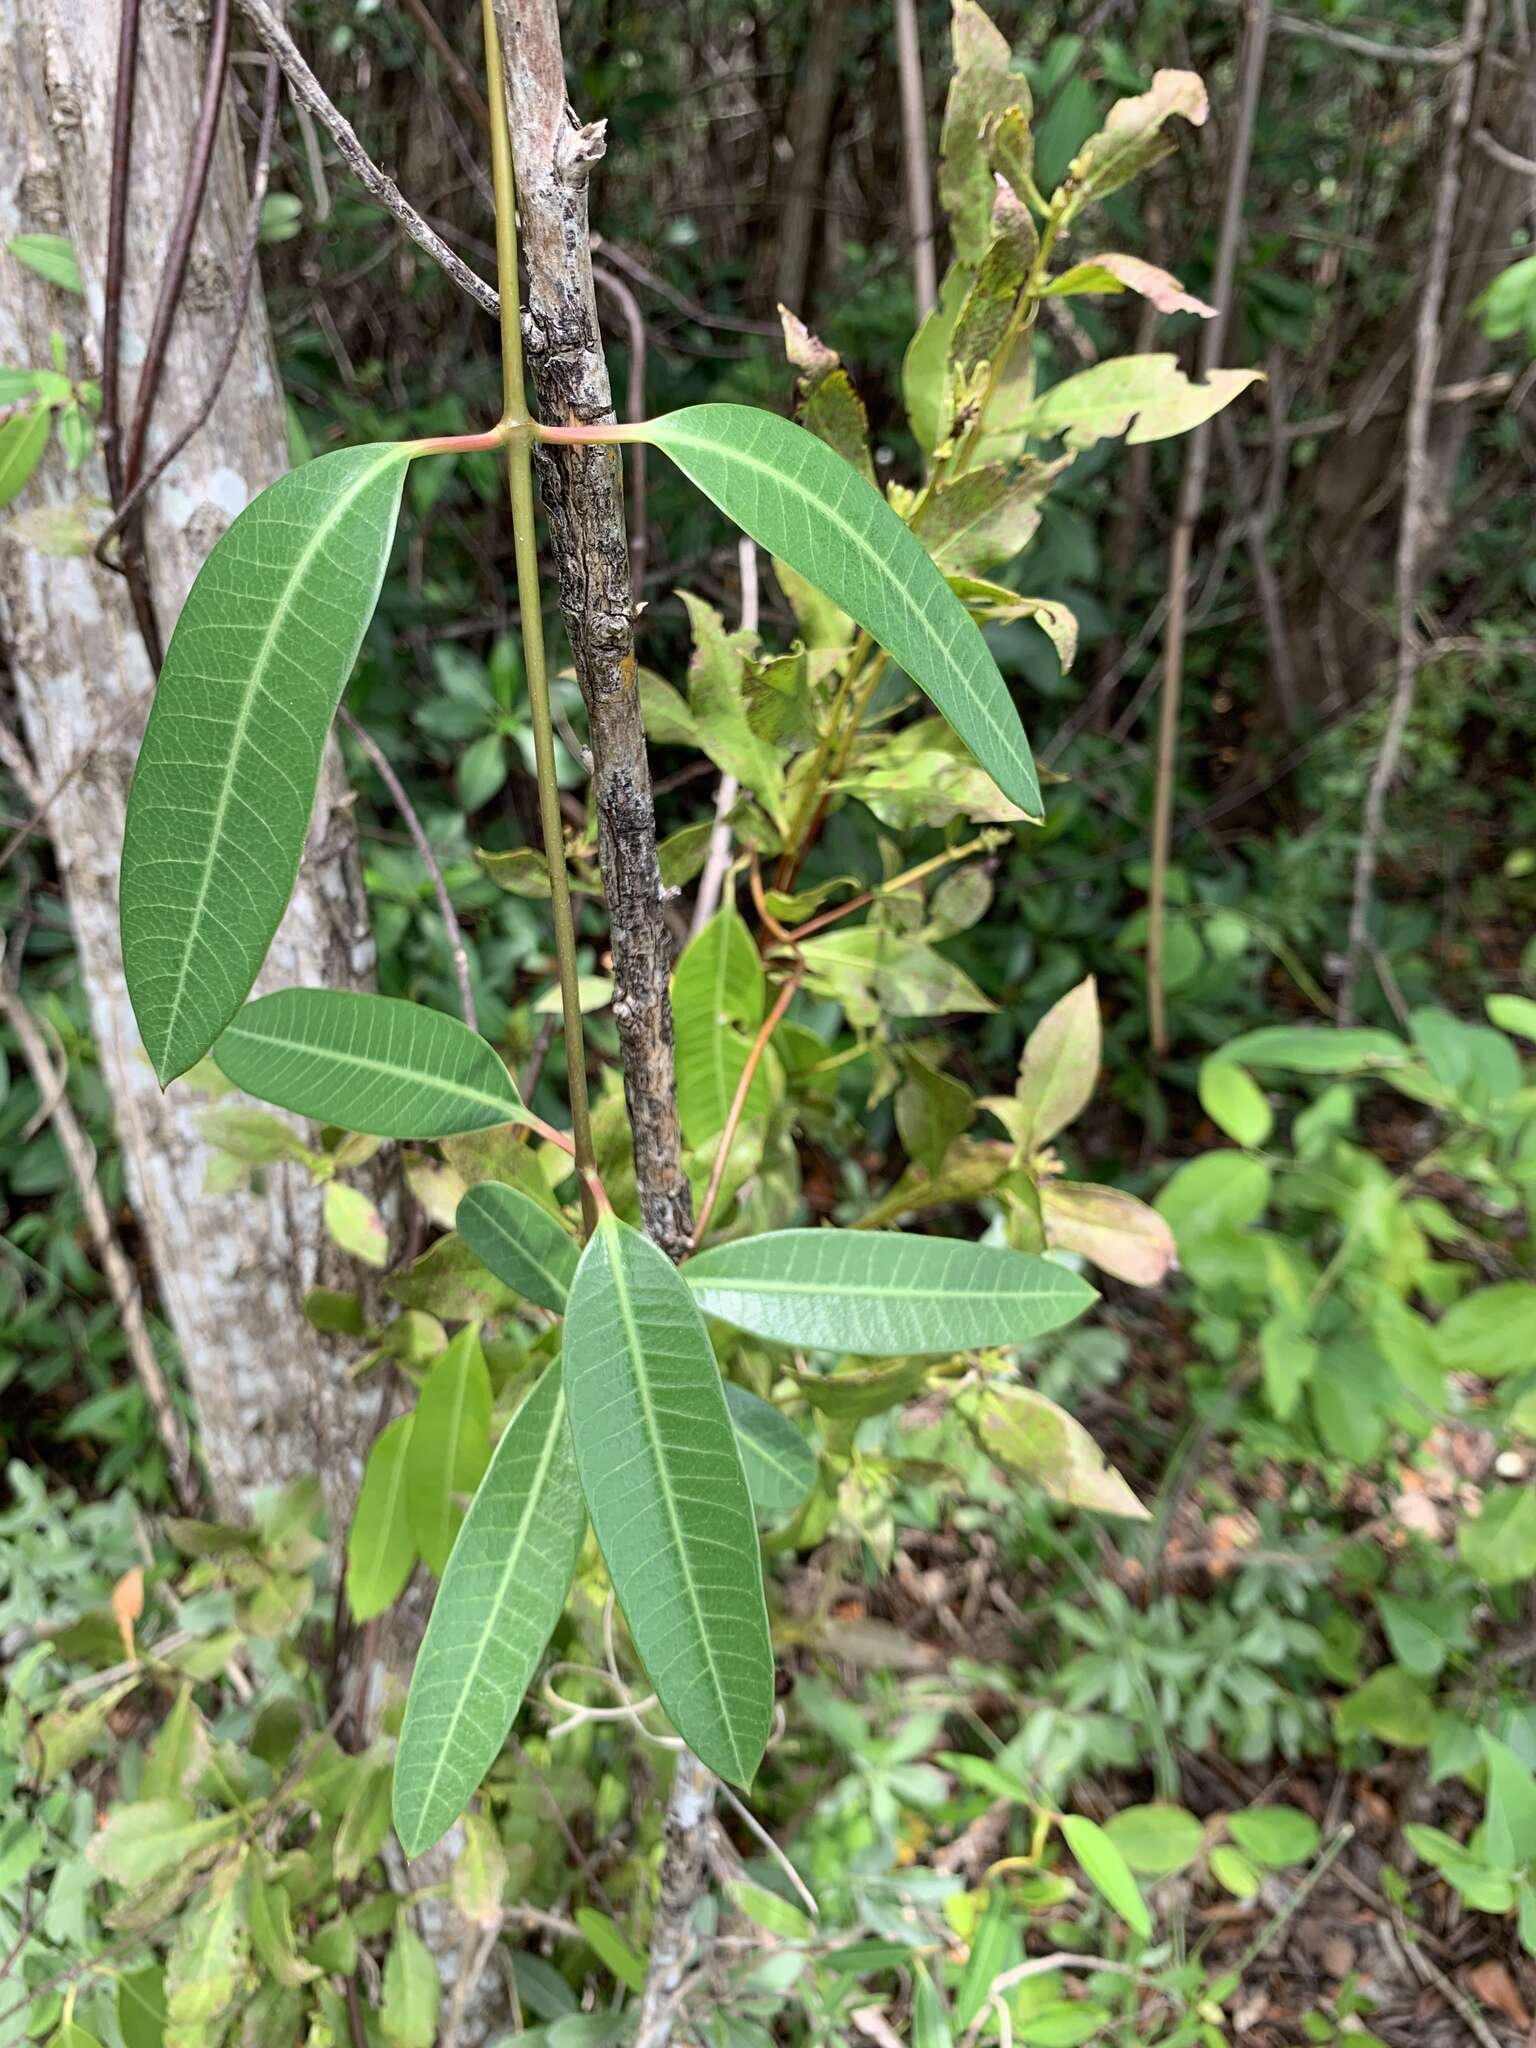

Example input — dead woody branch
[1339,0,1489,1019]
[494,0,695,1262]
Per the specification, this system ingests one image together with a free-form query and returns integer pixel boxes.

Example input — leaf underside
[683,1228,1097,1355]
[214,989,525,1138]
[562,1216,773,1785]
[393,1365,586,1858]
[121,444,408,1083]
[456,1182,579,1313]
[639,406,1042,820]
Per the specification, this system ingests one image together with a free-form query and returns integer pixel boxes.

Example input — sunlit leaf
[121,445,409,1081]
[563,1215,772,1784]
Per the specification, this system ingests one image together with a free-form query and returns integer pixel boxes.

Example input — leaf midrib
[653,415,1033,806]
[690,1273,1071,1304]
[401,1379,571,1846]
[602,1219,745,1776]
[219,1018,520,1124]
[159,447,406,1068]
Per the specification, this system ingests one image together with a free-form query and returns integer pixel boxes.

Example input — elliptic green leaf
[1060,1813,1151,1939]
[562,1215,773,1785]
[683,1229,1095,1356]
[121,444,409,1082]
[345,1416,417,1621]
[632,407,1042,819]
[214,990,527,1138]
[393,1365,586,1858]
[1226,1806,1320,1870]
[672,908,772,1149]
[457,1182,579,1314]
[724,1383,817,1518]
[0,404,50,508]
[406,1326,491,1576]
[1198,1057,1273,1149]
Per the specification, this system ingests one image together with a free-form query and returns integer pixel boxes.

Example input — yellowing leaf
[962,1381,1148,1518]
[1043,252,1215,318]
[1070,70,1208,205]
[1024,355,1262,450]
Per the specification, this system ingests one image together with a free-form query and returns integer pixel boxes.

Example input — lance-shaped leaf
[1042,254,1215,319]
[1023,355,1261,450]
[456,1182,579,1314]
[961,1382,1148,1519]
[683,1229,1095,1355]
[563,1215,773,1785]
[121,445,409,1083]
[1070,70,1208,205]
[623,406,1042,820]
[673,908,772,1149]
[214,990,528,1138]
[346,1416,417,1622]
[725,1383,818,1518]
[1040,1182,1176,1287]
[407,1325,492,1576]
[393,1365,587,1857]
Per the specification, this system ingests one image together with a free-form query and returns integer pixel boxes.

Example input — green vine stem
[481,0,598,1233]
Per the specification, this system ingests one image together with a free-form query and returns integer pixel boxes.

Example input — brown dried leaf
[112,1567,144,1663]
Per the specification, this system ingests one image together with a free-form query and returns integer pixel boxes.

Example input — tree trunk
[0,0,381,1538]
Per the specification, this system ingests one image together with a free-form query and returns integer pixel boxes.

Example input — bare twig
[893,0,937,318]
[398,0,490,129]
[234,0,499,316]
[337,708,475,1029]
[497,0,694,1258]
[1272,12,1460,63]
[95,59,281,572]
[690,536,758,938]
[0,942,197,1509]
[1146,0,1272,1057]
[1475,123,1536,175]
[1339,0,1487,1019]
[691,969,802,1248]
[121,0,233,505]
[631,1750,716,2048]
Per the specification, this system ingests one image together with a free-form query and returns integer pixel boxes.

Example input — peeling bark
[0,0,381,1536]
[496,0,693,1259]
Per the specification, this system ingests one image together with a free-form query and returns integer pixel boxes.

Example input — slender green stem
[481,0,598,1233]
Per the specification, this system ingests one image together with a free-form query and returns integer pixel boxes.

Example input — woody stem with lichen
[481,0,597,1233]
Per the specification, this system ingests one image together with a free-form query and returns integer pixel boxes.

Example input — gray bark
[497,0,694,1260]
[0,0,380,1535]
